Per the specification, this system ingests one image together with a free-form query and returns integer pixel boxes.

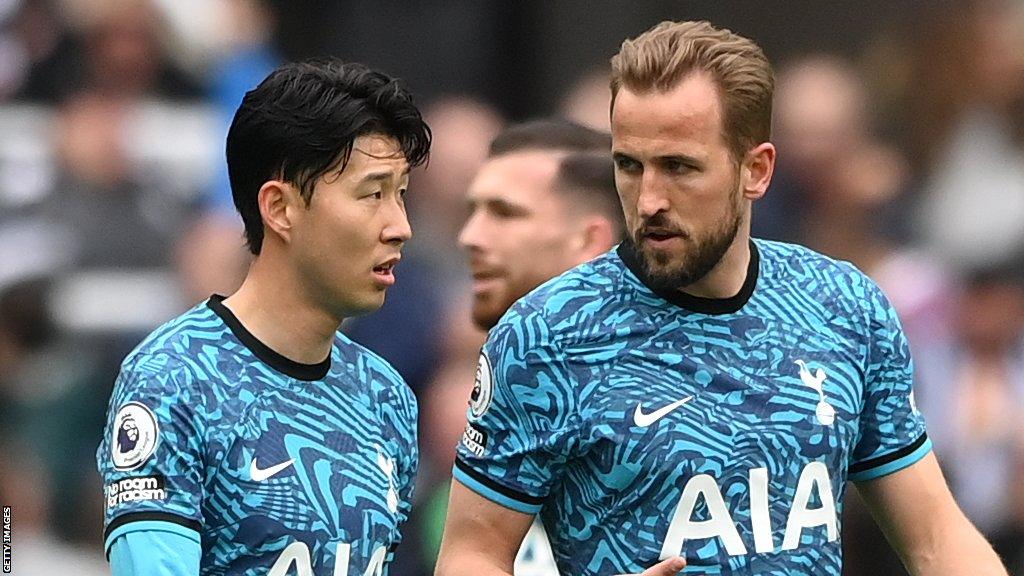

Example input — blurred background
[0,0,1022,574]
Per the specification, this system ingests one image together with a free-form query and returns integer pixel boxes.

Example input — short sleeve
[453,305,581,514]
[391,383,419,532]
[97,353,206,554]
[848,281,931,482]
[389,434,418,566]
[371,356,419,563]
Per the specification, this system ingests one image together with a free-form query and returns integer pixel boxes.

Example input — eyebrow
[358,167,411,184]
[612,151,704,166]
[658,154,704,166]
[469,196,529,213]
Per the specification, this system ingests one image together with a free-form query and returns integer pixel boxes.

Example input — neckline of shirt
[615,238,760,315]
[206,294,331,381]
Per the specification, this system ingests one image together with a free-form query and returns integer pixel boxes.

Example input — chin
[471,306,502,331]
[641,242,688,265]
[334,292,386,319]
[642,257,705,290]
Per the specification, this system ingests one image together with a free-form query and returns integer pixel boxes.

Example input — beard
[471,297,503,330]
[633,183,743,292]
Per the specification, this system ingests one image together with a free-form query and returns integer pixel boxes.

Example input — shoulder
[756,238,864,286]
[755,238,889,317]
[115,302,223,401]
[334,332,417,420]
[497,249,629,346]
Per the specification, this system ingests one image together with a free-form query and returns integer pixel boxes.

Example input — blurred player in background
[97,59,431,575]
[460,119,622,330]
[436,20,1009,575]
[457,118,623,575]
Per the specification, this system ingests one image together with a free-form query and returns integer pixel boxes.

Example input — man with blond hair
[435,20,1008,576]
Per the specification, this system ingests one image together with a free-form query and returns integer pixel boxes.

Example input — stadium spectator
[914,262,1024,568]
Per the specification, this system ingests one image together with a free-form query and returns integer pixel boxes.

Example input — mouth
[372,257,400,286]
[469,268,504,296]
[641,229,686,249]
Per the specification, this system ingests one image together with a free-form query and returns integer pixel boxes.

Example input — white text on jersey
[660,461,838,558]
[268,541,386,576]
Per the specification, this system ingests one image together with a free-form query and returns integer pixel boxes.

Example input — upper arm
[390,377,420,549]
[366,355,419,567]
[855,452,966,565]
[97,354,206,556]
[848,278,931,481]
[109,527,201,576]
[435,479,536,576]
[395,398,419,524]
[452,305,582,514]
[440,305,579,574]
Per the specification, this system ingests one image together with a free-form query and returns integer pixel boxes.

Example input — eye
[399,188,408,199]
[664,159,692,174]
[365,191,382,200]
[614,155,642,174]
[491,205,514,219]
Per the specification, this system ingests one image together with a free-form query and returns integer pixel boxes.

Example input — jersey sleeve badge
[111,401,160,471]
[468,350,494,422]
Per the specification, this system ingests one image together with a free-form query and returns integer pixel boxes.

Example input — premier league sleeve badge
[111,402,160,471]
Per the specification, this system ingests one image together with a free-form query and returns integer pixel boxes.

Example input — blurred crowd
[0,1,1023,575]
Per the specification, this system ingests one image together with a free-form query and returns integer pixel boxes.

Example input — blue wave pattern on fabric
[97,298,418,575]
[455,239,929,575]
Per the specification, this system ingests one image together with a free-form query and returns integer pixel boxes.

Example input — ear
[740,142,776,201]
[576,216,616,260]
[257,180,301,246]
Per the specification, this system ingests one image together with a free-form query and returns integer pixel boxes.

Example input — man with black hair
[97,59,431,576]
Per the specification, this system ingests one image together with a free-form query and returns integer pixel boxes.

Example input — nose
[381,197,412,245]
[637,173,670,219]
[458,210,484,252]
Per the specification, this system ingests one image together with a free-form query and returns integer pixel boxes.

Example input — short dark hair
[488,118,609,158]
[553,152,625,240]
[226,59,432,254]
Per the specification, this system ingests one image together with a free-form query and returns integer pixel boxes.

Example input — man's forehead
[350,133,409,165]
[344,133,410,177]
[468,150,562,199]
[612,73,724,144]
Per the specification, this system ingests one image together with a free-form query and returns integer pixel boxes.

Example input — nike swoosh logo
[249,457,295,482]
[633,396,694,427]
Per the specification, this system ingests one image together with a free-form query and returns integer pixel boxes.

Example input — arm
[444,309,686,576]
[97,355,206,566]
[110,529,201,576]
[434,479,534,576]
[434,480,686,576]
[848,276,1004,573]
[856,452,1008,575]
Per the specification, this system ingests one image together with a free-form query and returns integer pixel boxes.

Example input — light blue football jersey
[97,295,418,575]
[454,239,930,575]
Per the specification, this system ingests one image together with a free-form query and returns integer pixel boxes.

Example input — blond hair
[611,20,774,161]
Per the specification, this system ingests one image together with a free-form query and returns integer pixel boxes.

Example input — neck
[223,251,340,365]
[679,220,752,300]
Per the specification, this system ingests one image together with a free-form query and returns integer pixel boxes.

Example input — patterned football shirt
[98,295,418,575]
[455,239,930,575]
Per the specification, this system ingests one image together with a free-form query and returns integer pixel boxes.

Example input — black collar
[207,295,331,381]
[616,239,759,315]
